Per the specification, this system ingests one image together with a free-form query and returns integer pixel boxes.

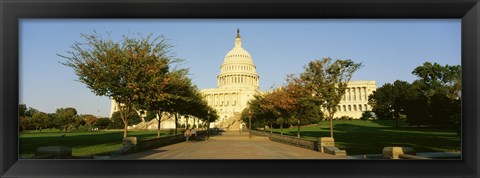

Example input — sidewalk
[114,131,351,159]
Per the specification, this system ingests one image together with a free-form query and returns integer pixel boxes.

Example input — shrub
[361,111,375,120]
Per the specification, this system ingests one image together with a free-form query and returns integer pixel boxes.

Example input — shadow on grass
[19,131,173,157]
[278,124,460,155]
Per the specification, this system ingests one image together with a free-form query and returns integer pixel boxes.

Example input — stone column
[353,88,356,101]
[364,87,367,101]
[348,88,351,101]
[358,87,361,101]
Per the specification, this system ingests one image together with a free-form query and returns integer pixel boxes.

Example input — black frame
[1,0,479,177]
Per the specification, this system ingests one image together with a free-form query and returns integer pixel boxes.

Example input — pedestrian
[190,128,197,141]
[239,123,242,134]
[184,129,191,142]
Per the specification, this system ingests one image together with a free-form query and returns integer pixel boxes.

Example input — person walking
[184,129,191,142]
[190,128,197,141]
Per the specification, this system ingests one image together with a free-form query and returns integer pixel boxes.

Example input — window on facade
[359,105,363,111]
[354,105,357,111]
[348,105,351,111]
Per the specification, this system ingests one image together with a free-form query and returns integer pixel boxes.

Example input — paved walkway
[114,131,350,159]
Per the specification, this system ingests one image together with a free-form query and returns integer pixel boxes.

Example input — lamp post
[207,110,210,140]
[248,110,252,139]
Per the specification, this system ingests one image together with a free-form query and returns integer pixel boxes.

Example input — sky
[19,19,461,117]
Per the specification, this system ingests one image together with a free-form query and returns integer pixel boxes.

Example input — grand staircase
[217,113,243,131]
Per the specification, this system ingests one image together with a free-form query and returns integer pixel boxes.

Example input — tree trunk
[329,113,334,138]
[174,113,178,135]
[207,121,210,139]
[123,120,128,141]
[156,110,162,138]
[119,106,129,142]
[270,122,273,134]
[280,122,283,135]
[185,117,189,129]
[297,119,300,138]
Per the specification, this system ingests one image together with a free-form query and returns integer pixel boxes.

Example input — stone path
[114,131,351,159]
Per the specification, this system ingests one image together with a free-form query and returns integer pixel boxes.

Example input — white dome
[223,47,253,64]
[217,29,259,89]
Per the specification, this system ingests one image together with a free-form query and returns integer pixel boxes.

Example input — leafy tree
[55,107,78,132]
[412,62,461,99]
[19,104,28,131]
[410,62,461,128]
[83,115,98,125]
[404,81,430,127]
[279,75,322,138]
[60,32,175,141]
[242,94,270,130]
[368,80,411,128]
[300,58,362,137]
[30,112,49,132]
[25,107,39,117]
[95,118,112,130]
[47,113,61,130]
[73,116,87,130]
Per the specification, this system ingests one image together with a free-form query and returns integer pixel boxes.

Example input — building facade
[200,29,261,130]
[322,80,377,119]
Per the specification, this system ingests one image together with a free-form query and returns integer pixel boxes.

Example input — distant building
[321,81,377,119]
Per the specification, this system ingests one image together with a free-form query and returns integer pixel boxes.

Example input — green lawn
[19,130,178,158]
[270,120,461,155]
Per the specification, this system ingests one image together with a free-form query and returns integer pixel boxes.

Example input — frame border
[1,0,479,177]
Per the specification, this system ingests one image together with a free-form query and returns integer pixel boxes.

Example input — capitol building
[199,29,261,130]
[110,29,376,130]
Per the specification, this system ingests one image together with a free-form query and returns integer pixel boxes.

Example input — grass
[19,130,179,158]
[20,120,460,157]
[270,120,461,155]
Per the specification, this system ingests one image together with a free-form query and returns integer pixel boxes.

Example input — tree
[368,80,411,128]
[300,58,362,138]
[95,118,111,130]
[404,81,429,127]
[30,112,49,132]
[25,107,39,117]
[60,32,175,141]
[55,107,78,132]
[84,115,98,126]
[241,95,266,129]
[410,62,461,128]
[276,76,322,138]
[19,104,28,131]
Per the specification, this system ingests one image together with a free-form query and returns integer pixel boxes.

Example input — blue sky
[19,19,461,117]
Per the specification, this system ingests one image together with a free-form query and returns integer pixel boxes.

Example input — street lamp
[248,110,252,139]
[207,110,210,140]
